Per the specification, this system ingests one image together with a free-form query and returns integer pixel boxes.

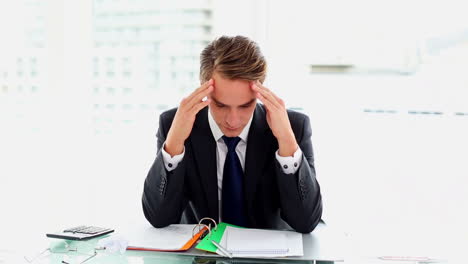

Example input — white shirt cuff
[161,142,185,172]
[275,147,303,174]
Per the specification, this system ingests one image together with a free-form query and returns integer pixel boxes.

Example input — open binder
[195,220,240,253]
[127,218,303,257]
[125,218,235,253]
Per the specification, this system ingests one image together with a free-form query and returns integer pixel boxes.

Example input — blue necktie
[222,136,247,226]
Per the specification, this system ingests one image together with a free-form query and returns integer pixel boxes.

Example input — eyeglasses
[24,240,105,264]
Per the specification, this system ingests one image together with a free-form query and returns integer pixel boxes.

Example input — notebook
[225,226,288,254]
[221,226,303,257]
[196,222,303,258]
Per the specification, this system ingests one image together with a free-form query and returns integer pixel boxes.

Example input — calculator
[46,225,114,240]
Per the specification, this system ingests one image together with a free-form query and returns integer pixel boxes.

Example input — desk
[36,248,336,264]
[5,223,344,264]
[3,223,456,264]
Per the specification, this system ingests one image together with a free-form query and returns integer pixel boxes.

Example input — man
[142,35,322,233]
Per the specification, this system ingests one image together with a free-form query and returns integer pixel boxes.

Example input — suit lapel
[244,104,271,224]
[190,107,219,221]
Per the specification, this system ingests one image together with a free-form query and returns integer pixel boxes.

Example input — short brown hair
[199,35,267,83]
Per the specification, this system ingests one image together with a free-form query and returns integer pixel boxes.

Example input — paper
[226,226,288,253]
[98,235,129,253]
[126,224,197,250]
[221,226,303,257]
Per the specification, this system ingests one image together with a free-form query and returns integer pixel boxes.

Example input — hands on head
[164,79,214,156]
[251,81,298,157]
[164,79,298,158]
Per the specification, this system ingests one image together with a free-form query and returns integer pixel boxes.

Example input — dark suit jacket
[142,104,322,233]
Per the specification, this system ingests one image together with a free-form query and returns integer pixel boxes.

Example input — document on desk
[125,224,202,251]
[220,226,303,258]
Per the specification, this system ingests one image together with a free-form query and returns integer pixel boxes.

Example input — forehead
[211,72,255,106]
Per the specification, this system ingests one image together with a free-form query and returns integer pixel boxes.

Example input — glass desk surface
[19,238,334,264]
[2,222,457,264]
[10,223,343,264]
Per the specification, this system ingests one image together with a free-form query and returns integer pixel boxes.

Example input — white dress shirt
[160,108,303,221]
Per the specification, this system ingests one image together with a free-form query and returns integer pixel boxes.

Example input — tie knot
[222,136,241,152]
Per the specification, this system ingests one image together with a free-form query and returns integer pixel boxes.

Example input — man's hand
[165,79,214,156]
[251,81,298,157]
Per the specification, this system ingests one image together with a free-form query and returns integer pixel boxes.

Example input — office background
[1,0,467,256]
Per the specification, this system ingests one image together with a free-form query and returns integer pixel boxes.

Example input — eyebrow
[212,97,256,107]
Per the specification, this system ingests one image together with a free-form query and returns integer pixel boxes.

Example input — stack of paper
[220,226,303,257]
[125,224,200,251]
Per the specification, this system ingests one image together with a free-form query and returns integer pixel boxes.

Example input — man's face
[208,72,257,137]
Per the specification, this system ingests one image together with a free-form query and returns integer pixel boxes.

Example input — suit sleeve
[142,113,188,227]
[275,114,323,233]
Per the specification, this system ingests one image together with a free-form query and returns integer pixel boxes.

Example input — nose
[226,109,241,128]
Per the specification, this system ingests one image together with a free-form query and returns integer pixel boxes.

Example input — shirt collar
[208,107,253,143]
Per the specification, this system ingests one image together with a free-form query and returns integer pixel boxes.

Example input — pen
[211,240,233,258]
[379,256,432,262]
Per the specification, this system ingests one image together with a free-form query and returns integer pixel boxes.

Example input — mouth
[225,126,240,131]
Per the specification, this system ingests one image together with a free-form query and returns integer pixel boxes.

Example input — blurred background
[1,0,467,259]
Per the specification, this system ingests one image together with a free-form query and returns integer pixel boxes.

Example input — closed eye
[240,100,256,108]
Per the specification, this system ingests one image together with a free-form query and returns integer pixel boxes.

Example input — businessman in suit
[142,36,322,233]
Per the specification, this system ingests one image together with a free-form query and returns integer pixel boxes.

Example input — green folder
[195,222,243,253]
